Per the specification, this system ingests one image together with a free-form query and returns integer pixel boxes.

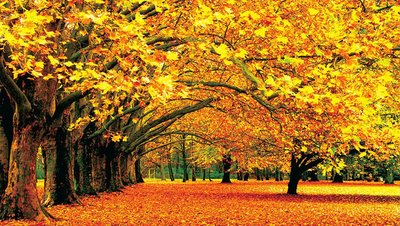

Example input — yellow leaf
[300,86,314,95]
[64,61,74,67]
[254,27,267,38]
[96,81,113,94]
[112,134,122,142]
[375,84,389,99]
[135,12,146,26]
[301,146,308,152]
[214,44,230,59]
[48,55,59,66]
[166,52,179,61]
[308,8,319,15]
[34,61,44,70]
[234,49,247,59]
[276,36,288,44]
[156,75,174,88]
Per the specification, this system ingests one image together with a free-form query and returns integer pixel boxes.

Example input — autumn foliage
[1,180,399,225]
[0,0,400,223]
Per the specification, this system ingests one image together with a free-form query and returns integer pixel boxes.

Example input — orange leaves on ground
[5,181,400,225]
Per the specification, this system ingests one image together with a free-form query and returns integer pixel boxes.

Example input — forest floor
[2,180,400,225]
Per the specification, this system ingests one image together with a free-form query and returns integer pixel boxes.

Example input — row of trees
[1,0,399,221]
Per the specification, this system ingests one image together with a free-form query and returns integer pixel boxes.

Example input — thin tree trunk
[168,155,175,181]
[256,169,262,181]
[191,166,196,181]
[384,168,394,184]
[244,172,249,181]
[221,155,232,183]
[160,162,166,180]
[181,135,188,182]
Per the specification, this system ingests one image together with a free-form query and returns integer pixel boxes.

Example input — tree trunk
[135,157,144,183]
[74,141,96,195]
[0,116,9,196]
[332,171,344,183]
[160,162,166,181]
[202,169,206,181]
[0,89,12,196]
[208,168,212,181]
[243,172,249,181]
[168,156,175,181]
[288,154,301,195]
[237,171,243,180]
[0,124,50,220]
[309,169,319,182]
[92,148,107,192]
[264,168,270,180]
[384,168,394,184]
[42,124,80,207]
[191,166,196,181]
[221,155,232,183]
[288,171,301,195]
[256,169,262,180]
[120,152,131,186]
[275,168,282,181]
[0,76,57,220]
[127,153,136,184]
[287,153,323,194]
[105,146,123,192]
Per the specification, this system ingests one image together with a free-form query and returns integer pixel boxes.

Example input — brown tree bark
[0,66,56,220]
[0,122,51,220]
[0,88,12,196]
[287,153,323,195]
[42,123,80,207]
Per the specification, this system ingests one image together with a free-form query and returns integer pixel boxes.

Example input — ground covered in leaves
[3,180,400,225]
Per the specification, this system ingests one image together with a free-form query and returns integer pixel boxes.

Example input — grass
[3,180,400,225]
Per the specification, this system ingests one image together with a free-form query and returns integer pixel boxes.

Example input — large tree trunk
[221,155,232,183]
[42,123,80,207]
[135,157,144,183]
[74,141,97,195]
[0,124,50,220]
[288,171,301,195]
[0,73,57,220]
[332,171,344,183]
[287,153,323,195]
[120,152,131,186]
[127,153,136,184]
[105,147,123,192]
[0,116,9,196]
[0,89,12,196]
[92,148,107,192]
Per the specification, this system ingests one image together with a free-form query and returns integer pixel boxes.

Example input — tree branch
[0,55,31,118]
[87,103,144,139]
